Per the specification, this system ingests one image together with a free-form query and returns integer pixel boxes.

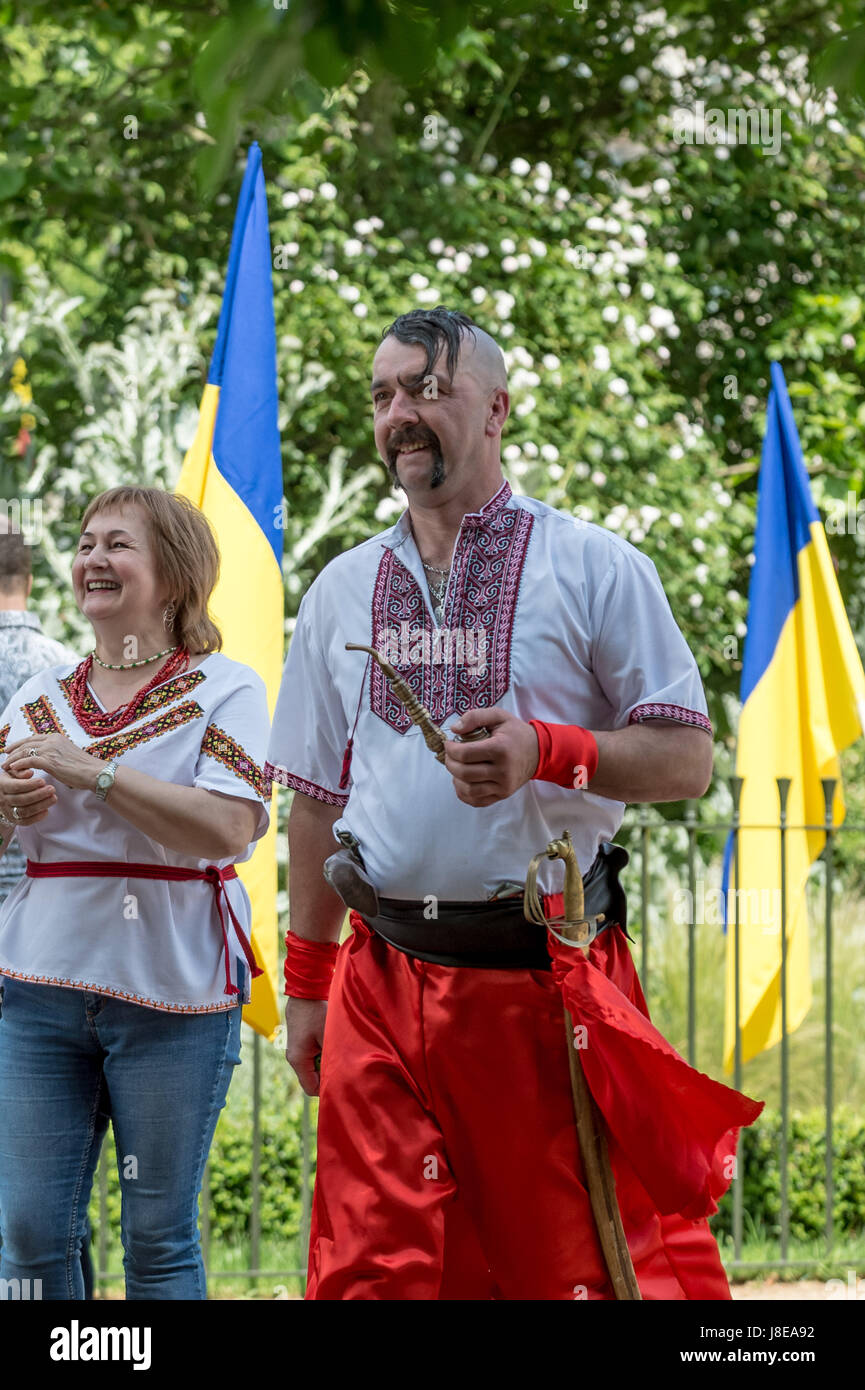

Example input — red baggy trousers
[306,906,761,1301]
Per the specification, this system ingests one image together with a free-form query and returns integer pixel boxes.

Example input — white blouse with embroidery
[0,653,271,1012]
[266,479,712,901]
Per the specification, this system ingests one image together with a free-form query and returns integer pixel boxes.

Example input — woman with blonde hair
[0,486,271,1299]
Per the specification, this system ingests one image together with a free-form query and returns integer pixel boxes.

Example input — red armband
[528,720,599,789]
[283,931,339,1000]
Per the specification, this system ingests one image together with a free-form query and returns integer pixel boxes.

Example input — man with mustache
[266,306,760,1300]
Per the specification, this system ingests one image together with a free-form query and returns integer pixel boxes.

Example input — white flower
[343,239,363,256]
[542,353,561,369]
[339,284,360,301]
[653,178,671,196]
[696,341,714,361]
[510,158,531,177]
[574,462,590,480]
[436,257,454,273]
[649,305,675,330]
[428,238,445,253]
[523,441,539,458]
[688,592,704,608]
[609,377,629,396]
[281,192,299,209]
[695,563,709,584]
[629,527,646,542]
[353,218,373,235]
[289,279,304,293]
[440,171,456,185]
[669,512,683,527]
[640,505,662,524]
[500,237,516,254]
[503,444,522,461]
[548,463,563,480]
[602,306,619,324]
[409,273,429,289]
[470,286,486,304]
[605,513,623,530]
[515,395,536,417]
[640,282,655,300]
[620,75,640,94]
[541,443,560,461]
[593,345,611,371]
[692,536,706,552]
[454,251,472,273]
[353,302,368,318]
[638,325,655,343]
[635,413,649,429]
[591,470,607,487]
[502,256,520,273]
[319,182,337,200]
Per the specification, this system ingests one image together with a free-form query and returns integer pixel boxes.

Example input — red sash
[26,859,262,997]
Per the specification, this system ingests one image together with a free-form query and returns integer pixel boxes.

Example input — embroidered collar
[382,478,514,551]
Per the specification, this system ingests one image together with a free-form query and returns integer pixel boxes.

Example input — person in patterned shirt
[0,487,271,1300]
[0,520,79,907]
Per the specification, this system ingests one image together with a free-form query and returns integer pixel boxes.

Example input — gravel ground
[731,1279,842,1301]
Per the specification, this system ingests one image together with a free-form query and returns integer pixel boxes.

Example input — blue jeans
[0,972,243,1300]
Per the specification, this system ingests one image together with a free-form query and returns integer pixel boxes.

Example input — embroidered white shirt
[266,480,711,900]
[0,654,271,1012]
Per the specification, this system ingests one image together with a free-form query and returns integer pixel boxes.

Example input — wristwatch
[94,760,119,802]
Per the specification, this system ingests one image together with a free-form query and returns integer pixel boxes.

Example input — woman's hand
[0,767,57,826]
[3,733,103,793]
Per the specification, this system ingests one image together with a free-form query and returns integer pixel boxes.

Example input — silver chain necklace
[422,560,450,624]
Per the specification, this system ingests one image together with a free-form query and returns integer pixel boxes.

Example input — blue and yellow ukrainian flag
[176,142,284,1040]
[722,361,865,1072]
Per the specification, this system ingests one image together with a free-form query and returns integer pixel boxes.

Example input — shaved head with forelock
[372,307,510,507]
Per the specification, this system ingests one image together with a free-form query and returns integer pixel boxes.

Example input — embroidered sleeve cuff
[627,703,713,736]
[264,763,349,807]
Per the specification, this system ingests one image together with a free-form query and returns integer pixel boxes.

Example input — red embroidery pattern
[59,667,206,722]
[370,482,533,733]
[0,724,9,754]
[202,724,271,800]
[264,763,348,807]
[85,701,205,759]
[0,967,235,1014]
[23,696,68,737]
[628,702,713,735]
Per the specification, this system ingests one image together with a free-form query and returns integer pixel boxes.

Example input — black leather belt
[362,842,630,969]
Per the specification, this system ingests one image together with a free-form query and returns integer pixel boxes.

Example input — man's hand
[285,996,328,1097]
[443,707,539,807]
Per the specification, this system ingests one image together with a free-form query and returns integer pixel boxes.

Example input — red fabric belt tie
[25,859,262,998]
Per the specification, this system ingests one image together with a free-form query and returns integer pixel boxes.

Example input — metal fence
[89,776,862,1290]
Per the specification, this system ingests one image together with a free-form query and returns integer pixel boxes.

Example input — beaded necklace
[68,644,191,737]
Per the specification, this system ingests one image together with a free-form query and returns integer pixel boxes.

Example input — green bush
[712,1105,865,1242]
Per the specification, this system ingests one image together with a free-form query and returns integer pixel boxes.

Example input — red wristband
[283,931,339,1000]
[528,720,599,789]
